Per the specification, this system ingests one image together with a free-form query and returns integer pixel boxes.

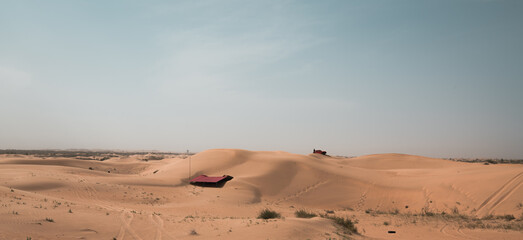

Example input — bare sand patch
[0,149,521,239]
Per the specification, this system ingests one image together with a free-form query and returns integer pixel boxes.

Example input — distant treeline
[0,149,193,159]
[446,158,523,165]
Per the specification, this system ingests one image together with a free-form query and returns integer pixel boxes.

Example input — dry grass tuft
[320,214,358,234]
[258,209,281,219]
[295,209,317,218]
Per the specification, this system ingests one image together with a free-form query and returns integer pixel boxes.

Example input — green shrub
[498,214,515,221]
[332,216,358,234]
[258,209,281,219]
[322,215,358,234]
[295,209,317,218]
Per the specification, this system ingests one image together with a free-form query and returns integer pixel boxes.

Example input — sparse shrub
[421,207,435,216]
[295,209,317,218]
[424,212,435,216]
[258,209,281,219]
[452,207,460,215]
[383,221,389,225]
[68,209,72,213]
[324,215,358,234]
[190,229,198,235]
[498,214,515,221]
[145,155,164,161]
[88,167,93,170]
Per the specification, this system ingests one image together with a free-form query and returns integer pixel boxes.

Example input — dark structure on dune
[313,149,327,155]
[189,175,233,187]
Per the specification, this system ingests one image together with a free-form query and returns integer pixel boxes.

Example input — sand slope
[0,150,521,239]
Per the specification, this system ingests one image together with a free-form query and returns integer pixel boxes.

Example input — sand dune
[0,149,521,239]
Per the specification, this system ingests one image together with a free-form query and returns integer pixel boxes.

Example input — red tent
[190,175,233,187]
[313,149,327,155]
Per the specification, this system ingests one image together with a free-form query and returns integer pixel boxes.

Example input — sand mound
[1,149,522,239]
[146,149,522,217]
[345,153,459,169]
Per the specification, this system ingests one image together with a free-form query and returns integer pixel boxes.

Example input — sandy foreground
[0,149,522,240]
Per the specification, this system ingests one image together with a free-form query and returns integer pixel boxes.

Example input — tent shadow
[190,175,233,188]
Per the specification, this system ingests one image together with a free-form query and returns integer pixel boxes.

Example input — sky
[1,0,522,158]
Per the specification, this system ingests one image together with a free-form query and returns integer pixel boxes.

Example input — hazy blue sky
[1,0,522,158]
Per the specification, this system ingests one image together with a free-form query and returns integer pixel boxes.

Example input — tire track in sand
[151,214,162,240]
[439,224,460,240]
[149,214,176,240]
[439,224,478,240]
[72,179,160,240]
[117,211,143,240]
[456,227,481,240]
[277,180,328,203]
[475,172,522,216]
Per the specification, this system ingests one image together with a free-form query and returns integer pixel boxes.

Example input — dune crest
[1,149,522,239]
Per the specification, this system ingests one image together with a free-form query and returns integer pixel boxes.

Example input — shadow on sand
[190,175,234,188]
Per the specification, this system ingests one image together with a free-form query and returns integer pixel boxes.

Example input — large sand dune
[1,149,521,239]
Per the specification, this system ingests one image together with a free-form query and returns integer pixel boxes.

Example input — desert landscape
[0,149,521,240]
[2,1,522,239]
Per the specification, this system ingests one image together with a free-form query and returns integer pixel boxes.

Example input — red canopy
[190,175,229,183]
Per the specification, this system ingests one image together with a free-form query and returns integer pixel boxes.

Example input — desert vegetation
[446,157,523,164]
[320,214,358,235]
[0,149,191,160]
[258,209,281,219]
[365,208,523,231]
[1,149,521,239]
[295,209,317,218]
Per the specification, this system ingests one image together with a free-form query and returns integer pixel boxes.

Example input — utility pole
[188,149,191,181]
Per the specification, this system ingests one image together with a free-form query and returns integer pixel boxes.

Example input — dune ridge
[0,149,521,239]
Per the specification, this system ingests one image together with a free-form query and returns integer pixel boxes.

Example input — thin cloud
[0,66,32,91]
[153,26,322,102]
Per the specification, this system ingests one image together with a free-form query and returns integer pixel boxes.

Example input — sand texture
[1,149,522,239]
